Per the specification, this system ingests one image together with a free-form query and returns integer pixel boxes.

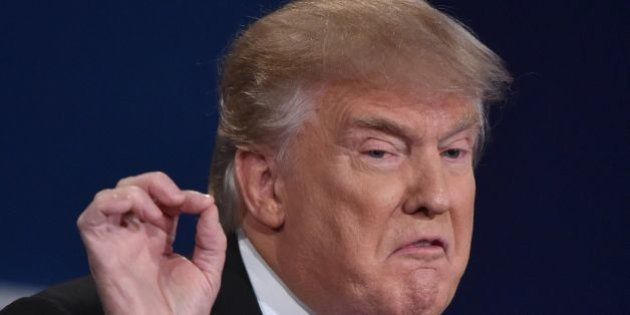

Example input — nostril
[401,192,451,217]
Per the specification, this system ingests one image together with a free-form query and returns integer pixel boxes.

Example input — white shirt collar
[237,229,312,315]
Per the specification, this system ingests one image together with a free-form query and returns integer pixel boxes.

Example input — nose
[402,153,451,217]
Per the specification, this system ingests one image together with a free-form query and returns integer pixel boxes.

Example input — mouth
[392,237,448,260]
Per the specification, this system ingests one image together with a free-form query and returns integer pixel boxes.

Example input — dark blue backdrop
[1,0,628,313]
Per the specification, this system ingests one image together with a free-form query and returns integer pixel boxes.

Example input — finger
[191,202,227,287]
[78,189,133,228]
[161,191,211,248]
[116,171,185,208]
[166,215,180,250]
[80,186,172,232]
[178,190,215,215]
[115,186,172,232]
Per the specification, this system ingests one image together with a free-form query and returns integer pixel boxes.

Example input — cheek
[322,154,404,226]
[285,152,405,258]
[449,174,475,270]
[321,160,410,276]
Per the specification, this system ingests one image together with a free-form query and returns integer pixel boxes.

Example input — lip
[391,235,448,260]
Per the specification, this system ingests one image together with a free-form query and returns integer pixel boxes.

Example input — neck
[241,216,338,314]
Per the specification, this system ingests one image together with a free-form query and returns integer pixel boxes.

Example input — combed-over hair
[210,0,511,231]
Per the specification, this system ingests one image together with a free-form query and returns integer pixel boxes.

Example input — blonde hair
[210,0,511,230]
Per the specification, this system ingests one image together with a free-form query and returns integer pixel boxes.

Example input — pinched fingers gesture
[77,172,226,315]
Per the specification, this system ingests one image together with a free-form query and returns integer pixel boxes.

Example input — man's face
[274,87,479,314]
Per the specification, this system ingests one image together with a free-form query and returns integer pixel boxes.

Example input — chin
[364,291,447,315]
[324,273,456,315]
[375,269,457,315]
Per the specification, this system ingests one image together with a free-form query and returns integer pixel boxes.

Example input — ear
[234,148,285,229]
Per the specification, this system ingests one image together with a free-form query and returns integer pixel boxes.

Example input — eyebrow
[348,113,481,144]
[349,117,410,140]
[439,113,481,145]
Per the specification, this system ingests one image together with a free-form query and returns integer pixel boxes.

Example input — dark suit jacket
[1,234,263,315]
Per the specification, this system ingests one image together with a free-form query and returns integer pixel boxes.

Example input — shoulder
[1,277,103,315]
[1,234,261,315]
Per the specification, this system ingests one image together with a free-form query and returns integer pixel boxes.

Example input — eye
[366,150,387,159]
[357,138,403,168]
[442,148,463,159]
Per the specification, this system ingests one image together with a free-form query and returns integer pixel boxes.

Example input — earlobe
[234,148,285,229]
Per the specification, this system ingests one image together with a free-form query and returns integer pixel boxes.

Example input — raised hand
[77,172,227,315]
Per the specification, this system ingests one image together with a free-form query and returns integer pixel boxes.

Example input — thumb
[192,202,227,292]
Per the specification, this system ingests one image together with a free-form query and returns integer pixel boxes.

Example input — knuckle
[90,196,109,212]
[89,198,105,212]
[124,185,144,200]
[77,207,97,230]
[76,213,86,228]
[116,176,133,187]
[93,189,112,202]
[150,171,170,183]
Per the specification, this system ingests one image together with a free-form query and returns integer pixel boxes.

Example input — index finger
[116,171,185,207]
[179,191,215,215]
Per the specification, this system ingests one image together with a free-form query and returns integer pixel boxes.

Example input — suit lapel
[211,233,263,315]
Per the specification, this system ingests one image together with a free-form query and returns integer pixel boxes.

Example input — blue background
[1,0,628,313]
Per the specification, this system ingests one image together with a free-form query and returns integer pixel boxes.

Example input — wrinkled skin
[79,86,479,314]
[249,88,479,314]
